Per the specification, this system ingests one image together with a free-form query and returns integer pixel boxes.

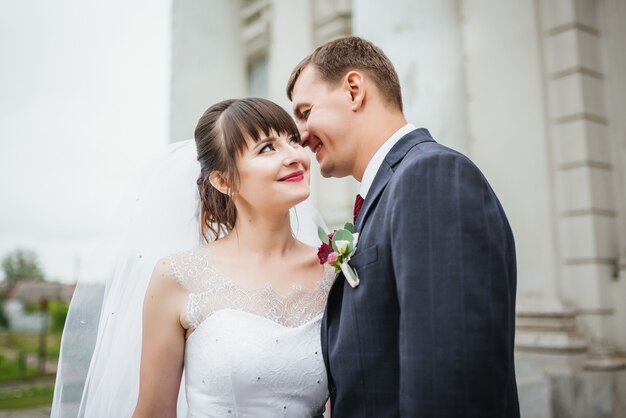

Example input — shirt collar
[359,123,416,198]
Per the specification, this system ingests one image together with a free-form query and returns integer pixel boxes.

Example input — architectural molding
[550,66,603,80]
[558,160,612,171]
[516,296,587,353]
[564,257,616,266]
[554,113,608,125]
[561,208,617,218]
[240,0,271,60]
[312,0,351,46]
[546,21,600,37]
[584,346,626,371]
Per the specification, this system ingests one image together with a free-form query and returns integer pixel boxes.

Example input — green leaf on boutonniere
[331,229,354,253]
[344,222,354,233]
[317,227,330,245]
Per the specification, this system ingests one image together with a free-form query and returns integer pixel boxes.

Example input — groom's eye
[302,109,311,120]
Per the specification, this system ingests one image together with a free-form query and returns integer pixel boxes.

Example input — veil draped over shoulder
[51,139,326,417]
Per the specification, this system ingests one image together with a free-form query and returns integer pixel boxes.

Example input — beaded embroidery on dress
[167,248,335,418]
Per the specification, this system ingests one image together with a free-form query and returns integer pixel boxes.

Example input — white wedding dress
[168,249,334,418]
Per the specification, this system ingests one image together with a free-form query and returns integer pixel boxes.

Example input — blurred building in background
[169,1,626,416]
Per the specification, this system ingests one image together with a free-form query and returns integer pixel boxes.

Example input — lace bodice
[166,249,335,418]
[169,249,334,330]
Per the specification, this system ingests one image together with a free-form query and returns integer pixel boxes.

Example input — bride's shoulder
[293,241,320,265]
[153,247,212,290]
[145,257,186,301]
[292,241,333,282]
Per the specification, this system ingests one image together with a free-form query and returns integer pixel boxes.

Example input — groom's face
[291,65,357,178]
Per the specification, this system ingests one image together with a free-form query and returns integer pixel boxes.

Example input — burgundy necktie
[353,194,364,224]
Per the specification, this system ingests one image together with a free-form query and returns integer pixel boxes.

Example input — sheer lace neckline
[167,249,335,330]
[200,249,328,297]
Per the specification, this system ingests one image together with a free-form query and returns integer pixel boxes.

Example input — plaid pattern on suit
[322,128,520,417]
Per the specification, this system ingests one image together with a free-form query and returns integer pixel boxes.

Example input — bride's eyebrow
[253,136,277,149]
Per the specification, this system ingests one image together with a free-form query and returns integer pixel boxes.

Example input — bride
[52,98,332,417]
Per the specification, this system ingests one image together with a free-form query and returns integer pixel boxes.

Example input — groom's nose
[297,123,311,148]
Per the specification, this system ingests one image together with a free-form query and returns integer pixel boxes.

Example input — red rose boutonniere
[317,223,359,288]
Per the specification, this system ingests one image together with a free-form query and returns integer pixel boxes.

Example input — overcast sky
[0,1,171,283]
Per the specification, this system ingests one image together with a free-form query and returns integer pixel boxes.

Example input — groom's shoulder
[388,133,495,193]
[401,135,478,173]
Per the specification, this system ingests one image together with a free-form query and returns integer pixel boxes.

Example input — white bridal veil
[51,139,326,417]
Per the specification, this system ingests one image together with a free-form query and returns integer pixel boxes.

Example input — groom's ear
[208,172,231,196]
[344,70,365,112]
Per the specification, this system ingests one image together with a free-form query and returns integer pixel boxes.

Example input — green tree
[49,301,70,332]
[1,249,45,285]
[0,297,8,328]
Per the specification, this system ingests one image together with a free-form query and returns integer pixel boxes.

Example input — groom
[287,37,519,417]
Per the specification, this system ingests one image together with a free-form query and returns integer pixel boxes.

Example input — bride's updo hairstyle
[194,98,300,241]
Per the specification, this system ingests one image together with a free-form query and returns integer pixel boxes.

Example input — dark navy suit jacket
[322,129,520,417]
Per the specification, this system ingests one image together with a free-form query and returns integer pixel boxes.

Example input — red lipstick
[279,171,304,182]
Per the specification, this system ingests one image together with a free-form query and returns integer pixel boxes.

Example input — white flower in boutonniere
[317,222,360,288]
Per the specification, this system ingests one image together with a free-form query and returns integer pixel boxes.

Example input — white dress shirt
[359,123,417,198]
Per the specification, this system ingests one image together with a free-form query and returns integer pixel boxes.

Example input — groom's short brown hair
[286,36,403,112]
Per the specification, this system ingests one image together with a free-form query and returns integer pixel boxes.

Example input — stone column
[170,0,245,142]
[538,0,624,364]
[353,0,468,154]
[599,0,626,354]
[267,0,314,109]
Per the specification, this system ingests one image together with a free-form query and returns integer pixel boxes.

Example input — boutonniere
[317,223,360,288]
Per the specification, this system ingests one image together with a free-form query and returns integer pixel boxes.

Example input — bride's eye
[289,136,301,146]
[260,143,275,153]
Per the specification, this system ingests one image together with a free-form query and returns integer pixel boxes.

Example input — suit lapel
[355,128,435,232]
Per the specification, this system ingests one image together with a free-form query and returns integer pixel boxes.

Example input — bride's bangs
[223,98,300,156]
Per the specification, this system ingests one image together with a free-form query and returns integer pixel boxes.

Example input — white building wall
[267,0,314,110]
[353,0,468,154]
[170,0,245,141]
[460,0,563,303]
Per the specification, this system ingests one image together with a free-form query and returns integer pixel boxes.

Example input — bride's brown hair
[194,98,300,242]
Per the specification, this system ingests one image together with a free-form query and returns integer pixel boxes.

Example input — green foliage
[318,227,330,245]
[331,229,355,253]
[1,330,62,359]
[0,382,54,410]
[0,353,39,382]
[1,249,45,285]
[0,331,58,411]
[0,297,8,329]
[23,302,42,314]
[49,301,69,333]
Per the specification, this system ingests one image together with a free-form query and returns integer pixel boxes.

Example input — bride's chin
[274,193,310,213]
[249,187,309,213]
[291,191,311,206]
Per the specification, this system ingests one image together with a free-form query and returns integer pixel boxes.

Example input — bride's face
[233,130,310,213]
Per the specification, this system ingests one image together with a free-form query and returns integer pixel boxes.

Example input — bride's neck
[224,210,296,258]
